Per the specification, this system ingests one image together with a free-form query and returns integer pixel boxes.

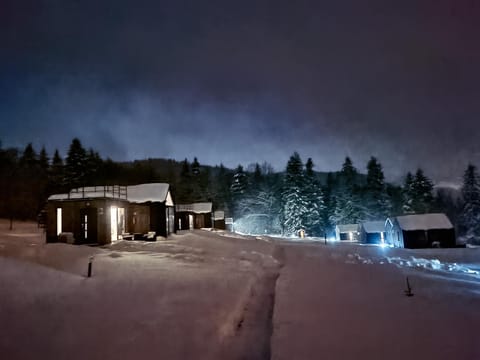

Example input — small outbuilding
[46,183,174,245]
[359,221,386,245]
[176,202,213,230]
[213,210,226,230]
[335,224,359,241]
[385,213,455,248]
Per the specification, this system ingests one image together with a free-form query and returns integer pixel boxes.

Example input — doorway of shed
[189,214,194,230]
[56,208,62,235]
[110,206,125,241]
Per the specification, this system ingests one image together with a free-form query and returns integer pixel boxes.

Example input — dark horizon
[2,0,480,183]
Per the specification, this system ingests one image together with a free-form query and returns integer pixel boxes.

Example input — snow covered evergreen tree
[282,152,308,236]
[303,158,325,236]
[459,164,480,244]
[331,157,361,224]
[322,172,336,235]
[231,165,248,217]
[231,165,248,196]
[402,172,415,213]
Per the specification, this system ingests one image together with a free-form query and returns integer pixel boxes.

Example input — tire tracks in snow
[221,244,285,360]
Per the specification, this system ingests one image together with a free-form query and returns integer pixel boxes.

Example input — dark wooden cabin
[335,224,359,241]
[385,213,456,248]
[213,210,226,230]
[175,202,213,230]
[359,221,386,245]
[46,183,174,245]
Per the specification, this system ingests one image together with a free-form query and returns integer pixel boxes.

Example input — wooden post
[88,256,94,277]
[404,276,414,297]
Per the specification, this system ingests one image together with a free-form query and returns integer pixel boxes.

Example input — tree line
[230,152,478,244]
[1,139,478,243]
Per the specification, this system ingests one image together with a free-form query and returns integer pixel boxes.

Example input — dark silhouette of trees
[459,164,480,244]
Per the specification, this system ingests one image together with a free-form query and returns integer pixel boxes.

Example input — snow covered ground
[271,241,480,360]
[1,220,479,359]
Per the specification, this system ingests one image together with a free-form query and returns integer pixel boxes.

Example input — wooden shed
[385,213,456,249]
[175,202,212,230]
[359,221,386,245]
[213,210,226,230]
[335,224,359,241]
[46,183,174,245]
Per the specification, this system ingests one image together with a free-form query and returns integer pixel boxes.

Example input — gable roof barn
[394,213,453,231]
[385,213,455,248]
[361,221,385,233]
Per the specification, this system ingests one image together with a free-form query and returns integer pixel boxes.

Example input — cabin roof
[336,224,359,233]
[361,221,385,233]
[175,202,212,214]
[127,183,171,204]
[394,213,453,231]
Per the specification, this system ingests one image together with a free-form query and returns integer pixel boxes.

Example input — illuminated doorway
[56,208,62,235]
[110,206,125,241]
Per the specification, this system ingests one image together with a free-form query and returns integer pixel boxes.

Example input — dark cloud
[1,0,480,182]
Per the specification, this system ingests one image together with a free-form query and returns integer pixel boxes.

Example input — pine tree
[341,156,356,187]
[231,165,248,197]
[282,152,308,236]
[212,163,233,214]
[459,164,480,244]
[252,163,263,188]
[191,157,200,176]
[411,168,434,213]
[322,172,336,235]
[38,146,49,171]
[364,157,390,219]
[402,172,415,213]
[49,149,64,193]
[65,138,87,189]
[177,158,193,202]
[85,148,103,185]
[303,158,325,236]
[19,143,38,168]
[331,157,361,224]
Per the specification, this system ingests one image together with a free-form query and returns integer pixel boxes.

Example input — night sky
[1,0,480,182]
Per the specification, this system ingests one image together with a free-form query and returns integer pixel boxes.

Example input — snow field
[2,220,479,359]
[271,242,480,360]
[0,222,279,360]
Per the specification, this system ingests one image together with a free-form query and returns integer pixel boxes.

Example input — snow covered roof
[127,183,171,205]
[361,221,385,233]
[176,203,212,214]
[213,211,225,220]
[394,213,453,231]
[336,224,359,233]
[48,183,173,205]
